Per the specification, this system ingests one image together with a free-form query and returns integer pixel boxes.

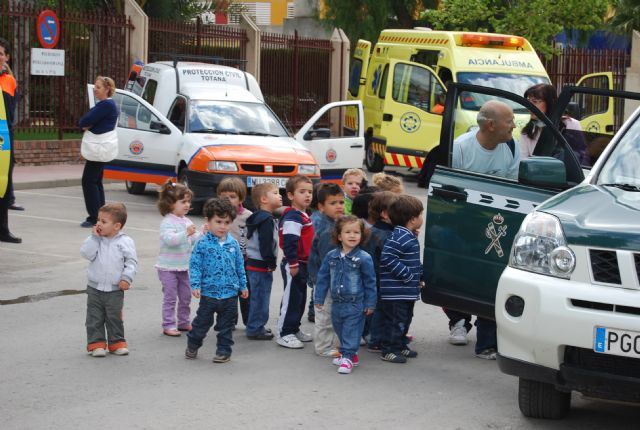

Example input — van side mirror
[518,157,567,188]
[303,128,331,140]
[150,120,171,135]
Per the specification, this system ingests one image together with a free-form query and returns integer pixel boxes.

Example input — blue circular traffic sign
[36,10,60,49]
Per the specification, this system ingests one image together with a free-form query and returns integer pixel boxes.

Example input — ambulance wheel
[125,181,146,195]
[365,142,384,172]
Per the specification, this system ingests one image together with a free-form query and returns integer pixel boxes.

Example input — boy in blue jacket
[379,195,424,363]
[186,198,248,363]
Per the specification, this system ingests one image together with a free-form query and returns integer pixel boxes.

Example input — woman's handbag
[80,129,119,162]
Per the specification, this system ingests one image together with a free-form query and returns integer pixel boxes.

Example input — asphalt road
[1,175,638,429]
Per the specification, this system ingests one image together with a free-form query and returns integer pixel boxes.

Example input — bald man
[452,100,520,180]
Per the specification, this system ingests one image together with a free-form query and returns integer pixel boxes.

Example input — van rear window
[349,59,363,97]
[142,79,158,105]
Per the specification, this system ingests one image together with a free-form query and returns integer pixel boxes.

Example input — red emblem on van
[129,140,144,155]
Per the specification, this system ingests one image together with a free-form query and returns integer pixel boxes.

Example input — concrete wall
[124,0,148,64]
[624,30,640,121]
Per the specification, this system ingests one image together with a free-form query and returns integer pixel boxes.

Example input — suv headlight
[208,161,238,172]
[510,212,575,279]
[298,164,319,175]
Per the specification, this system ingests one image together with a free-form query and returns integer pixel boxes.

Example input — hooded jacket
[245,209,278,271]
[80,232,138,292]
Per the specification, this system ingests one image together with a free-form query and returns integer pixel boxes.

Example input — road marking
[8,214,159,233]
[15,190,156,208]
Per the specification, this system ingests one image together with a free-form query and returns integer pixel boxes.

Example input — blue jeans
[367,299,385,348]
[475,317,497,354]
[332,301,365,360]
[380,300,414,355]
[246,270,273,336]
[187,295,237,356]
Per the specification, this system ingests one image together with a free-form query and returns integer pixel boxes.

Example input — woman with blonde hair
[79,76,119,227]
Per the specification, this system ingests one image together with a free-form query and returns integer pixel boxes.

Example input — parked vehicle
[420,82,640,418]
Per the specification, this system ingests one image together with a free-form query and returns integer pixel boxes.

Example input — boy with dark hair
[362,191,399,352]
[186,198,248,363]
[308,183,345,357]
[244,183,283,340]
[276,175,314,348]
[379,195,424,363]
[80,203,137,357]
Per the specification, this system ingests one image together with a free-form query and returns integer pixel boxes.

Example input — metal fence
[260,31,333,131]
[148,17,247,67]
[543,46,631,130]
[0,1,132,137]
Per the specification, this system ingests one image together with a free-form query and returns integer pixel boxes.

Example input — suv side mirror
[150,120,171,135]
[518,157,567,188]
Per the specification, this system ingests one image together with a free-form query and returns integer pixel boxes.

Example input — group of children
[80,168,424,374]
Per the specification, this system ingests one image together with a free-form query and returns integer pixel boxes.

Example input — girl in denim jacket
[314,216,377,374]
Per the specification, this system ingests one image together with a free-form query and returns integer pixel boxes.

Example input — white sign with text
[30,48,65,76]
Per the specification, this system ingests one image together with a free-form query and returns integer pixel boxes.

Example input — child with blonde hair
[371,172,404,193]
[156,180,200,336]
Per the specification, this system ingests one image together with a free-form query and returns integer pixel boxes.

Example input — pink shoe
[178,325,192,332]
[338,358,353,374]
[163,329,181,337]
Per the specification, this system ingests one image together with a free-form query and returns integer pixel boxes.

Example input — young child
[314,216,377,374]
[245,183,283,340]
[80,203,137,357]
[372,172,404,193]
[308,183,345,357]
[217,178,252,326]
[379,195,424,364]
[342,168,367,215]
[186,198,248,363]
[351,186,379,228]
[361,191,399,352]
[276,175,314,349]
[156,181,200,337]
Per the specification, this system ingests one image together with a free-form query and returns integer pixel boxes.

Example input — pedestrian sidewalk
[13,164,86,190]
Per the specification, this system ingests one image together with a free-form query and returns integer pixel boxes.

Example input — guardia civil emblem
[485,213,507,257]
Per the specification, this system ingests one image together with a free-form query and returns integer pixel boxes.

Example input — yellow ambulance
[347,29,613,172]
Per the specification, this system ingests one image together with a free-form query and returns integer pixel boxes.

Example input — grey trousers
[86,287,127,352]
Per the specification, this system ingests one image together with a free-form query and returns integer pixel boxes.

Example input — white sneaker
[449,319,469,346]
[277,334,304,349]
[332,356,344,366]
[338,358,353,374]
[295,330,313,342]
[112,348,129,356]
[90,348,106,357]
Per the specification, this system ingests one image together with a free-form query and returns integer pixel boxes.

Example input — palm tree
[608,0,640,35]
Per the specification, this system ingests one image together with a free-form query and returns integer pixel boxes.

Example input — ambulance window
[142,79,158,105]
[168,97,187,132]
[392,63,439,112]
[411,51,440,70]
[349,59,363,97]
[378,65,388,99]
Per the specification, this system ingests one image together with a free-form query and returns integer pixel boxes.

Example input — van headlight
[298,164,319,175]
[510,212,575,279]
[208,161,238,172]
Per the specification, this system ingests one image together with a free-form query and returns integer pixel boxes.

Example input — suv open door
[420,82,640,319]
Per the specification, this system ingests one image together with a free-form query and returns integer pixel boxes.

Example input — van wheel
[125,181,146,195]
[365,142,384,172]
[178,168,202,215]
[518,378,570,419]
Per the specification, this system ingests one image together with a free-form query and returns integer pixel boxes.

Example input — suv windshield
[457,73,549,113]
[188,100,289,137]
[597,112,640,189]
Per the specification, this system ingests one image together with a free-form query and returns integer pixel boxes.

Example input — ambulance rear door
[575,72,615,135]
[295,100,365,182]
[348,40,371,103]
[380,59,446,160]
[88,85,182,185]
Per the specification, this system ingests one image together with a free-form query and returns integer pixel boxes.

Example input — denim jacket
[314,246,377,309]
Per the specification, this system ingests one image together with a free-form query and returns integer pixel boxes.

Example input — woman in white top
[520,84,589,166]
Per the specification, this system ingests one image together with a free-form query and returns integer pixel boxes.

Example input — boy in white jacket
[80,203,138,357]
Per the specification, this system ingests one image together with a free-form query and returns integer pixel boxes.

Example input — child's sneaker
[475,348,498,360]
[352,354,360,366]
[90,348,106,357]
[405,334,414,343]
[294,330,313,342]
[185,347,198,359]
[332,354,359,366]
[338,358,353,374]
[401,348,418,358]
[332,356,344,366]
[448,319,469,345]
[213,354,230,363]
[276,334,304,349]
[112,348,129,356]
[163,329,181,337]
[318,349,341,358]
[381,352,407,363]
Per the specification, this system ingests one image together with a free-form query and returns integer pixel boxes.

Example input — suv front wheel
[518,378,571,419]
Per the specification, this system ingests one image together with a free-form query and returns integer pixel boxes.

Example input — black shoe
[401,348,418,358]
[307,314,315,323]
[213,354,230,363]
[9,204,24,211]
[185,347,198,359]
[381,352,407,363]
[247,332,274,340]
[0,232,22,243]
[80,221,94,228]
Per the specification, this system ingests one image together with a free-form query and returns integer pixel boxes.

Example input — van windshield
[456,72,549,112]
[188,100,289,137]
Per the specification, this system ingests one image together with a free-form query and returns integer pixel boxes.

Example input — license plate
[594,326,640,358]
[246,176,288,188]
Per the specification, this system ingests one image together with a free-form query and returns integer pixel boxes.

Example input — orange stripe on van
[104,169,173,186]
